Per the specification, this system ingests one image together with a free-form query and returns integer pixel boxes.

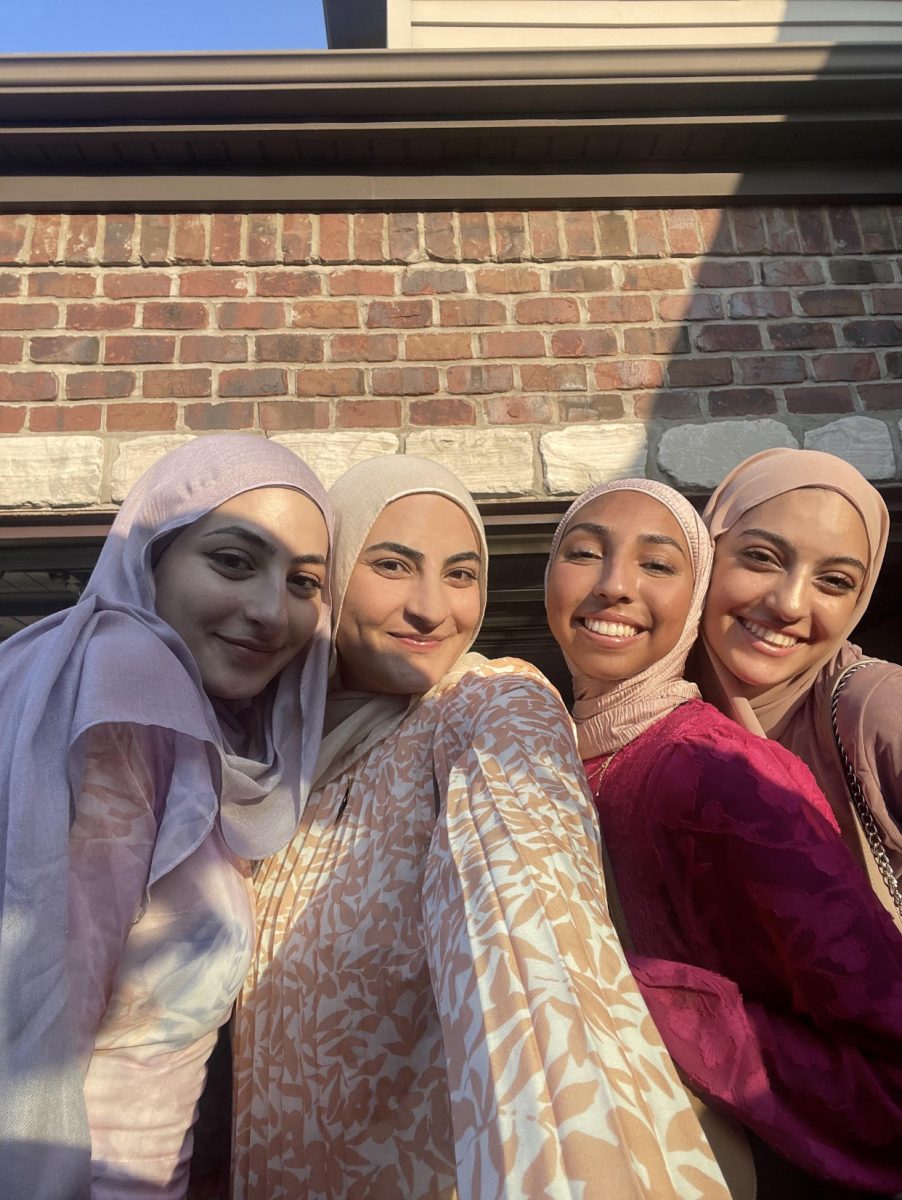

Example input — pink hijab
[700,447,890,738]
[546,478,713,758]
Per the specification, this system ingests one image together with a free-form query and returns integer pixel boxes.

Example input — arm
[835,663,902,861]
[422,663,728,1200]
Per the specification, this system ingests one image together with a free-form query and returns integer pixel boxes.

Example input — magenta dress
[586,698,902,1194]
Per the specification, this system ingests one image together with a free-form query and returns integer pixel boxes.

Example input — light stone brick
[540,424,648,495]
[657,420,798,488]
[0,436,104,508]
[272,432,399,488]
[405,428,534,495]
[111,434,196,502]
[804,416,895,480]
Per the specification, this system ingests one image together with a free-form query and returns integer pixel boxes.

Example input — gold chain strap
[830,662,902,919]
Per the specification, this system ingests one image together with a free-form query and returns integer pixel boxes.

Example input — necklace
[586,751,618,797]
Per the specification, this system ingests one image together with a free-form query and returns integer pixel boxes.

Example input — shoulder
[833,659,902,742]
[429,654,573,743]
[436,653,566,710]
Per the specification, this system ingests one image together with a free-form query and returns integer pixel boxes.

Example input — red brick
[319,214,350,264]
[858,207,896,253]
[696,324,762,353]
[688,261,755,289]
[67,302,136,331]
[405,332,472,360]
[172,214,207,264]
[0,303,58,330]
[0,371,57,402]
[561,211,597,259]
[293,300,359,329]
[255,270,321,298]
[105,335,175,364]
[366,299,431,329]
[827,206,862,254]
[520,363,586,391]
[386,214,419,263]
[352,214,384,263]
[551,328,617,357]
[28,272,96,298]
[658,293,723,322]
[143,301,207,330]
[624,326,690,355]
[668,358,733,387]
[409,397,476,426]
[481,330,545,358]
[768,322,835,351]
[633,211,666,257]
[0,337,23,364]
[595,212,631,258]
[664,210,702,256]
[798,290,865,317]
[588,294,653,323]
[66,370,135,400]
[550,265,615,293]
[336,398,400,428]
[260,400,329,431]
[515,297,579,325]
[184,401,256,430]
[830,259,892,285]
[698,209,735,254]
[796,209,831,255]
[764,208,801,254]
[401,269,467,296]
[104,272,171,299]
[106,402,177,431]
[710,388,777,416]
[30,335,99,365]
[528,212,562,261]
[330,332,396,362]
[424,212,457,262]
[812,352,880,382]
[64,216,99,265]
[493,212,527,262]
[761,260,824,287]
[858,382,902,409]
[247,214,279,265]
[179,269,248,298]
[621,264,685,291]
[255,333,324,363]
[446,364,513,394]
[282,214,313,264]
[475,267,540,294]
[0,217,27,264]
[844,319,902,347]
[487,395,555,424]
[0,274,20,297]
[594,360,665,391]
[210,214,242,264]
[739,355,806,385]
[139,215,172,265]
[785,385,854,413]
[873,289,902,314]
[28,216,62,266]
[728,291,792,319]
[884,351,902,377]
[218,301,285,330]
[143,368,212,398]
[218,368,287,397]
[0,405,26,432]
[634,390,700,420]
[560,394,625,422]
[29,404,101,432]
[459,212,491,261]
[295,367,363,397]
[180,335,248,363]
[329,269,395,297]
[371,366,439,396]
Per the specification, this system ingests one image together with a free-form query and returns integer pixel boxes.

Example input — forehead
[564,489,689,550]
[732,489,869,560]
[366,493,479,552]
[191,486,328,549]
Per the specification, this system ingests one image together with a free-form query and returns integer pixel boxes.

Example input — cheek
[451,589,482,639]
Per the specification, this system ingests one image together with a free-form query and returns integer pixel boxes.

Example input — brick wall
[0,205,900,510]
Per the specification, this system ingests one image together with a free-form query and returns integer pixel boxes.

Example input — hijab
[0,433,331,1200]
[699,447,889,738]
[313,455,488,790]
[546,478,713,759]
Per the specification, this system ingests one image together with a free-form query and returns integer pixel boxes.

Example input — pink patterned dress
[68,723,255,1198]
[233,657,728,1200]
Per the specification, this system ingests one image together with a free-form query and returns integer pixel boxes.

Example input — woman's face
[336,493,483,694]
[546,490,695,694]
[153,486,328,701]
[702,488,869,697]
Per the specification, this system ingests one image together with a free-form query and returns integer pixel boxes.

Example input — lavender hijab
[0,434,331,1200]
[546,478,713,758]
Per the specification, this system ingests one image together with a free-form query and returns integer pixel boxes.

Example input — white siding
[386,1,902,50]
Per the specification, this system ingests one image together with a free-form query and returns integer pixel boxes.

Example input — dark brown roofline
[322,0,386,49]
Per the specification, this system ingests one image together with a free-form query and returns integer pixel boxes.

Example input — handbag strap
[830,661,902,932]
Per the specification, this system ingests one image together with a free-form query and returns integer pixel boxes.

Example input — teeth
[583,618,641,638]
[742,619,799,648]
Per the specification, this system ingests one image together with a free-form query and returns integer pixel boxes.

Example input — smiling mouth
[217,635,282,658]
[579,617,646,640]
[388,632,445,650]
[738,618,802,650]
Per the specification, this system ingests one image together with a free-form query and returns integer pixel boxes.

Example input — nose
[765,569,807,623]
[404,570,449,630]
[244,574,289,636]
[590,552,634,605]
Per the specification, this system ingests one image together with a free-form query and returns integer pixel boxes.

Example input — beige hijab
[546,478,713,758]
[700,447,890,739]
[313,456,488,789]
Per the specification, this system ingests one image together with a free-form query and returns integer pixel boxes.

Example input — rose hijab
[0,434,331,1199]
[545,477,713,758]
[313,454,488,790]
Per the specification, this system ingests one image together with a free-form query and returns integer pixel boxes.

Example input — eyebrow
[563,521,687,558]
[365,541,482,568]
[737,527,867,574]
[202,525,326,567]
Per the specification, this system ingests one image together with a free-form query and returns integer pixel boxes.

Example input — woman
[0,433,332,1199]
[233,456,728,1200]
[545,477,902,1196]
[697,447,902,903]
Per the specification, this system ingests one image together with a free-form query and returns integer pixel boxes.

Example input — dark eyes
[208,549,254,572]
[371,557,478,585]
[561,545,677,575]
[739,548,857,593]
[207,550,322,596]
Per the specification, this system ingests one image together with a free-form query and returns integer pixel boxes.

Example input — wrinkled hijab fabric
[700,447,889,738]
[546,478,713,758]
[0,433,332,1200]
[313,455,488,790]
